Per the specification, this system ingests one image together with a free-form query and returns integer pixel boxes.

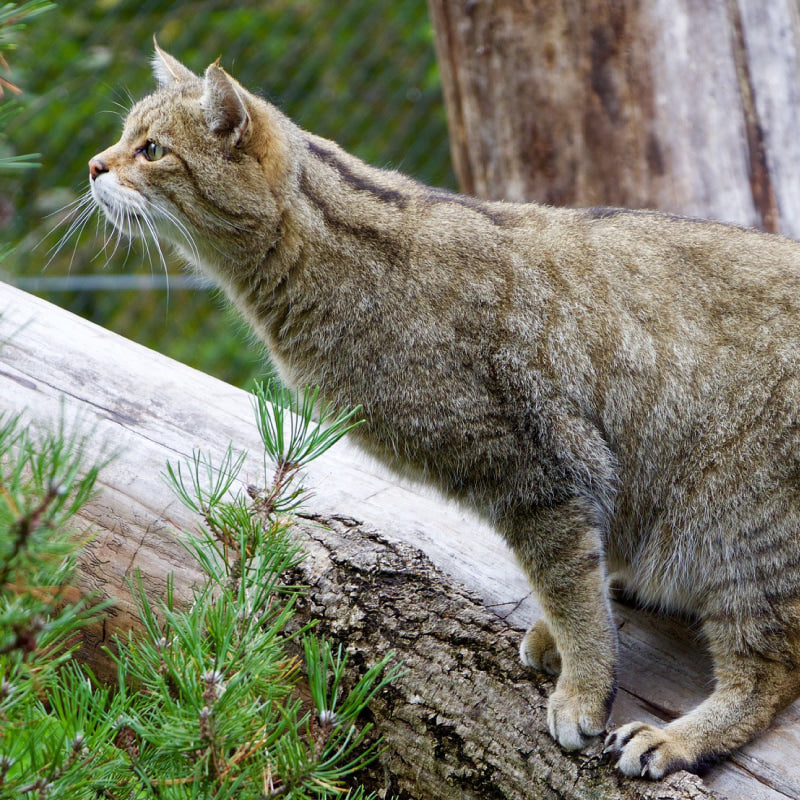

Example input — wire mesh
[1,0,454,387]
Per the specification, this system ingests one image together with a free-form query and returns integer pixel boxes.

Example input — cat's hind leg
[605,618,800,779]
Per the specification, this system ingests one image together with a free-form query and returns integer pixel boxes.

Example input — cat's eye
[139,141,168,162]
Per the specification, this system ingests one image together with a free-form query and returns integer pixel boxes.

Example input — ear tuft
[202,64,250,146]
[152,37,197,86]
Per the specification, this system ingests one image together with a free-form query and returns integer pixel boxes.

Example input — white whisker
[45,207,92,261]
[42,192,91,221]
[152,200,201,265]
[84,167,207,311]
[101,107,128,123]
[139,209,171,305]
[122,210,136,265]
[209,207,249,234]
[106,227,125,264]
[137,214,154,269]
[41,190,98,270]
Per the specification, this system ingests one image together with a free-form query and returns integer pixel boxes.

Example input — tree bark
[428,0,800,237]
[288,513,719,800]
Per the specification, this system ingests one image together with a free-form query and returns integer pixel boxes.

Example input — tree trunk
[288,513,719,800]
[2,282,797,798]
[428,0,800,237]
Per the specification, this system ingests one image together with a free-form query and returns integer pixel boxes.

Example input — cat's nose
[88,157,108,180]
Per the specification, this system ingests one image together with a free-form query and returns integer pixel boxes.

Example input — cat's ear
[152,38,197,87]
[202,63,250,147]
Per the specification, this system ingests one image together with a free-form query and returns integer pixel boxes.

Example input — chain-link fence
[2,0,454,386]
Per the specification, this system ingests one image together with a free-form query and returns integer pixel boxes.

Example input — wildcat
[87,44,800,779]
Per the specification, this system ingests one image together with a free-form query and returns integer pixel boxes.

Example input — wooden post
[427,0,800,237]
[1,281,797,797]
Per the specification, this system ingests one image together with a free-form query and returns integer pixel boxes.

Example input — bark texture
[288,514,719,800]
[428,0,800,237]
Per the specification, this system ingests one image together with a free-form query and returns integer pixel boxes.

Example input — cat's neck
[230,133,433,387]
[211,128,525,399]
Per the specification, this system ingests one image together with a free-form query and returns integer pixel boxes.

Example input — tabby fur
[87,45,800,778]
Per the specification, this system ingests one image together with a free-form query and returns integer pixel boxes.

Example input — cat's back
[511,204,800,300]
[413,196,800,331]
[481,203,800,367]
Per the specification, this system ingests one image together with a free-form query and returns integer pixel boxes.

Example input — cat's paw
[547,680,609,750]
[519,618,562,675]
[521,620,611,749]
[604,722,691,779]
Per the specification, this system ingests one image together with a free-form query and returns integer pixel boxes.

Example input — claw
[602,732,618,754]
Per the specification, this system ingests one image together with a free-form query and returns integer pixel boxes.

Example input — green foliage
[0,0,54,94]
[2,1,452,387]
[304,638,401,739]
[0,1,54,267]
[0,0,53,169]
[253,382,363,470]
[0,387,395,798]
[250,381,363,515]
[0,1,53,39]
[0,410,116,798]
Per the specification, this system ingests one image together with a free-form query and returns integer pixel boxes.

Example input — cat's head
[89,43,294,276]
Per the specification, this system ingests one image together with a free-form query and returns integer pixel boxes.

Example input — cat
[87,44,800,780]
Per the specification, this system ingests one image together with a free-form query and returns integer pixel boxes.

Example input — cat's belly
[605,534,705,618]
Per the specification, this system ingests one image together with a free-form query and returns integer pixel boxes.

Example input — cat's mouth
[88,171,202,269]
[90,173,152,237]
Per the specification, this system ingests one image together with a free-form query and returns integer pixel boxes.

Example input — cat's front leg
[504,500,618,750]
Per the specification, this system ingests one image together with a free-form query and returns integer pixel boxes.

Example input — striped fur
[88,46,800,779]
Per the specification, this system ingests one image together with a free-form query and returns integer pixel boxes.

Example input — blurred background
[1,0,455,388]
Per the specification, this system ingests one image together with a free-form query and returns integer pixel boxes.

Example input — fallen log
[1,281,796,798]
[288,513,720,800]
